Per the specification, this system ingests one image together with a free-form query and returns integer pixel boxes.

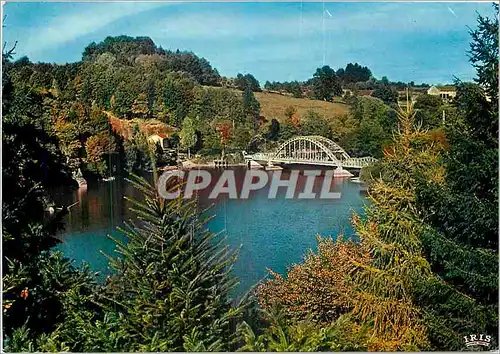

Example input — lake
[53,167,368,294]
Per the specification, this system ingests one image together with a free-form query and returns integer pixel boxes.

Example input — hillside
[204,85,350,122]
[106,111,176,140]
[254,91,349,122]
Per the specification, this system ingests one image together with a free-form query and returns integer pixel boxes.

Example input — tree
[414,94,444,128]
[123,125,151,172]
[215,121,233,156]
[355,115,388,157]
[289,82,302,98]
[53,117,82,170]
[346,95,397,157]
[235,74,246,91]
[411,7,499,348]
[299,110,331,138]
[235,73,261,92]
[257,236,368,324]
[179,115,197,158]
[278,122,298,141]
[469,3,498,107]
[329,114,358,151]
[354,101,496,350]
[337,63,372,84]
[311,65,342,101]
[348,104,445,351]
[336,68,345,82]
[131,92,149,118]
[243,86,260,120]
[85,133,116,176]
[414,93,443,110]
[371,86,398,105]
[2,59,94,350]
[283,105,300,128]
[267,119,280,140]
[231,124,253,150]
[36,175,247,351]
[163,72,195,127]
[263,80,303,97]
[153,141,164,164]
[239,307,370,351]
[283,105,296,121]
[82,36,156,63]
[111,80,136,118]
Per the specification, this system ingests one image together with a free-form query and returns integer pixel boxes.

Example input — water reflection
[54,167,368,292]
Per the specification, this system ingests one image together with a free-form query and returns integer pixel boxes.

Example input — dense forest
[2,33,451,180]
[2,4,498,351]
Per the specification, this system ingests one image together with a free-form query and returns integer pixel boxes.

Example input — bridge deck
[244,136,377,169]
[244,153,376,169]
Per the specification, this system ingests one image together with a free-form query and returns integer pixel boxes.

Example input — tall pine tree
[413,5,498,349]
[349,103,442,351]
[45,173,247,351]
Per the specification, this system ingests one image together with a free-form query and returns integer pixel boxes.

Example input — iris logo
[464,334,492,348]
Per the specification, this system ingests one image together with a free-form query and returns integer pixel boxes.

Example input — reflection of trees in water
[60,166,362,236]
[62,176,149,235]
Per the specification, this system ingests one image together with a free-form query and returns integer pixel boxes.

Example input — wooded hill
[5,35,422,177]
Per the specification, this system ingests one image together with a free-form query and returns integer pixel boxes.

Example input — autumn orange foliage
[257,236,370,324]
[85,133,116,164]
[215,122,233,147]
[107,112,175,141]
[291,114,300,128]
[427,128,450,151]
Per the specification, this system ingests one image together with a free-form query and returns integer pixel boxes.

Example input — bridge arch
[273,136,351,166]
[306,136,351,160]
[243,135,376,168]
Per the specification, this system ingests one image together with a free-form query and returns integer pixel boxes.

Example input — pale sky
[3,2,496,85]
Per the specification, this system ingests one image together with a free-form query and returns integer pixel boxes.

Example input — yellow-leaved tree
[348,101,447,351]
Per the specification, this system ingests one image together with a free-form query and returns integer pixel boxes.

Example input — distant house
[427,85,456,101]
[148,133,170,150]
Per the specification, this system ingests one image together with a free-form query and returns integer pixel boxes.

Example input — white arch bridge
[243,135,377,169]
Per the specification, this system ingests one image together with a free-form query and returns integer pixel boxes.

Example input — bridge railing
[342,156,378,168]
[244,153,377,168]
[243,136,378,168]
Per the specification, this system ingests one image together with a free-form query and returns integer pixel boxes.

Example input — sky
[2,1,496,85]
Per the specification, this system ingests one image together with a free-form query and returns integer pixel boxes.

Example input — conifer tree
[238,305,371,351]
[131,93,150,118]
[242,85,260,121]
[411,6,498,348]
[348,102,441,351]
[351,101,496,350]
[48,173,247,351]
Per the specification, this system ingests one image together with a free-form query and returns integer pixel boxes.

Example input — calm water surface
[54,167,368,293]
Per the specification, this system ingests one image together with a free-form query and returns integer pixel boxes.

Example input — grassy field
[204,85,350,122]
[254,91,350,122]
